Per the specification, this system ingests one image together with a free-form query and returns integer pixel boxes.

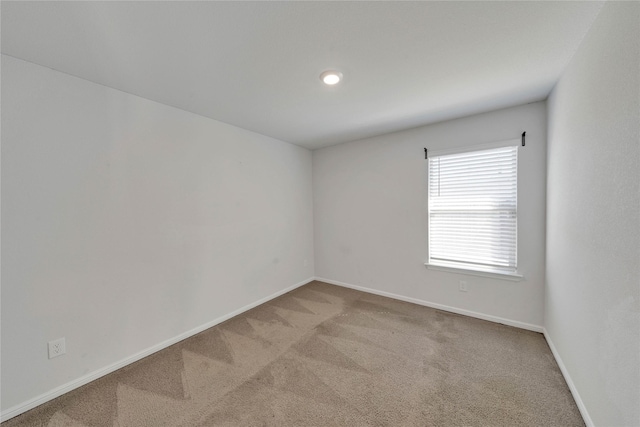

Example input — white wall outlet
[48,337,66,359]
[304,259,308,267]
[459,280,468,292]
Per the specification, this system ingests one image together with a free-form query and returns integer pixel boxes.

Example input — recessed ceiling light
[320,70,343,85]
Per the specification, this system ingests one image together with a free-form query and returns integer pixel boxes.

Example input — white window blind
[428,145,518,274]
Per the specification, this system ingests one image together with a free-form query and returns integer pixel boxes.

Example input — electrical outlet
[459,280,468,292]
[48,338,66,359]
[304,259,309,267]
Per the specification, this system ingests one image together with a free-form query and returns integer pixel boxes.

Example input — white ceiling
[1,1,604,149]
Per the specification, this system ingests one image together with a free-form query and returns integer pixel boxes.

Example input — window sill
[424,263,523,282]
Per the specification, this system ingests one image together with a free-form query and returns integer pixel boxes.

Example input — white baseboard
[543,328,593,427]
[0,277,315,423]
[313,277,543,333]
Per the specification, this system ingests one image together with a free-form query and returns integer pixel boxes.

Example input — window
[427,141,519,277]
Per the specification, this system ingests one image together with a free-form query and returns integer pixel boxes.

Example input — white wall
[545,2,640,426]
[313,102,547,328]
[0,55,314,413]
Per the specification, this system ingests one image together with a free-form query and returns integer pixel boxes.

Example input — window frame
[424,138,523,281]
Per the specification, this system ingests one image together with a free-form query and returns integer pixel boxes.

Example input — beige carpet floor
[3,281,584,427]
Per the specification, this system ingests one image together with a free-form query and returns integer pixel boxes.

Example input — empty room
[1,1,638,426]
